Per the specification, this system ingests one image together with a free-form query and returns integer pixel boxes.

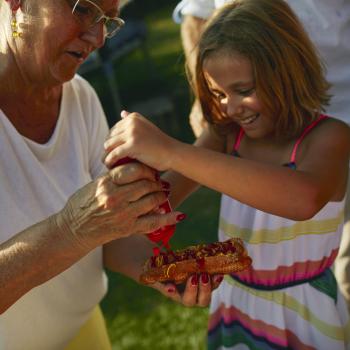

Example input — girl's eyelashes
[238,87,255,96]
[210,87,255,99]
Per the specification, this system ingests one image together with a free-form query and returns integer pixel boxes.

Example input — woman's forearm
[0,213,88,314]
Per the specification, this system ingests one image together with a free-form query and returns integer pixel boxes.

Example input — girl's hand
[103,111,181,171]
[154,274,224,307]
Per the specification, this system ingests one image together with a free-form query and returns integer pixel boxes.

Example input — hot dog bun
[140,238,252,284]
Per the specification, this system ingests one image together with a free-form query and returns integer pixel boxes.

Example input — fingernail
[158,207,166,214]
[164,190,170,198]
[215,275,224,284]
[191,275,198,286]
[167,287,175,293]
[201,273,209,284]
[155,172,160,181]
[120,110,129,118]
[176,213,187,222]
[161,180,170,189]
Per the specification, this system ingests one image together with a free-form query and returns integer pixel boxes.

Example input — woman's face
[12,0,119,85]
[203,52,275,139]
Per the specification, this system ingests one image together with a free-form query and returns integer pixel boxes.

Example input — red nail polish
[191,275,198,286]
[176,213,187,222]
[201,273,209,284]
[167,288,175,293]
[155,172,160,181]
[164,190,170,198]
[161,180,170,189]
[216,275,224,284]
[114,157,135,166]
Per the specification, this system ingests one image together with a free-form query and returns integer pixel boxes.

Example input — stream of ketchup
[113,157,175,256]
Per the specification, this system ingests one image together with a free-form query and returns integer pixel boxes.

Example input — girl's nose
[224,97,243,118]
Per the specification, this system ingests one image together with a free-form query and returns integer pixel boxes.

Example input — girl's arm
[163,126,226,209]
[104,114,350,220]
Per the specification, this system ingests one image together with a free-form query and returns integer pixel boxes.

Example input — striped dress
[208,116,349,350]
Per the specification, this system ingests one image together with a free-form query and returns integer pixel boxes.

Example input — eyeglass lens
[72,0,124,37]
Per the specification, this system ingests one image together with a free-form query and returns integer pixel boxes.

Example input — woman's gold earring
[11,12,22,38]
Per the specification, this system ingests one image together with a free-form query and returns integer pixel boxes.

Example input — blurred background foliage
[82,0,195,142]
[81,0,221,348]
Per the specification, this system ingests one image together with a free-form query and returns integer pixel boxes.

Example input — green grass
[83,1,222,348]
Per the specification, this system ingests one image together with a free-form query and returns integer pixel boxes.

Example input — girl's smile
[237,113,260,126]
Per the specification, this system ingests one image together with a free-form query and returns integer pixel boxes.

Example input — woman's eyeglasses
[71,0,125,38]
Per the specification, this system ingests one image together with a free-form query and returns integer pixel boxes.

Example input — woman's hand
[56,162,183,250]
[103,112,182,171]
[154,273,224,307]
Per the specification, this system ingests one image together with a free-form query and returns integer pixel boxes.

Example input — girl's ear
[5,0,21,11]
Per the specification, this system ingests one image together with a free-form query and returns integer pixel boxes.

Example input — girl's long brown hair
[194,0,331,138]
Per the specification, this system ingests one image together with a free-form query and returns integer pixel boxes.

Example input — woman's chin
[51,61,82,83]
[51,70,78,84]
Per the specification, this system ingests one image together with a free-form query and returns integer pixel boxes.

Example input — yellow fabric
[334,174,350,314]
[65,306,112,350]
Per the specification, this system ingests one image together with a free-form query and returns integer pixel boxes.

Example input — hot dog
[140,238,252,284]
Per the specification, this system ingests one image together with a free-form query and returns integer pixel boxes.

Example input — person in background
[0,1,218,349]
[104,0,350,348]
[173,0,228,137]
[173,0,350,314]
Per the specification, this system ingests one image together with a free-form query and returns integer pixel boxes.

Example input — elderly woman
[0,0,217,349]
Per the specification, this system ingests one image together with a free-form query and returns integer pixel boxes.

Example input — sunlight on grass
[109,301,208,349]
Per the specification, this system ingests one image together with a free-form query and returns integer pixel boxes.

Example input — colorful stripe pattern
[207,194,348,349]
[209,304,318,350]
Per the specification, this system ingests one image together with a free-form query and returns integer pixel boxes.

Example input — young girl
[104,0,350,348]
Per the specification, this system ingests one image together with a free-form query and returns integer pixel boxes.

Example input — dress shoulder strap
[289,114,328,164]
[232,128,245,154]
[231,115,328,164]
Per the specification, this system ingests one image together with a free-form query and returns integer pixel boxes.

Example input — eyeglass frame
[71,0,125,38]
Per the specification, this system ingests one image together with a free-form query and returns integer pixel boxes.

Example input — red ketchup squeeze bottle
[113,157,175,256]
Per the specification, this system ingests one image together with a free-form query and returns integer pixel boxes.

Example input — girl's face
[203,53,275,139]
